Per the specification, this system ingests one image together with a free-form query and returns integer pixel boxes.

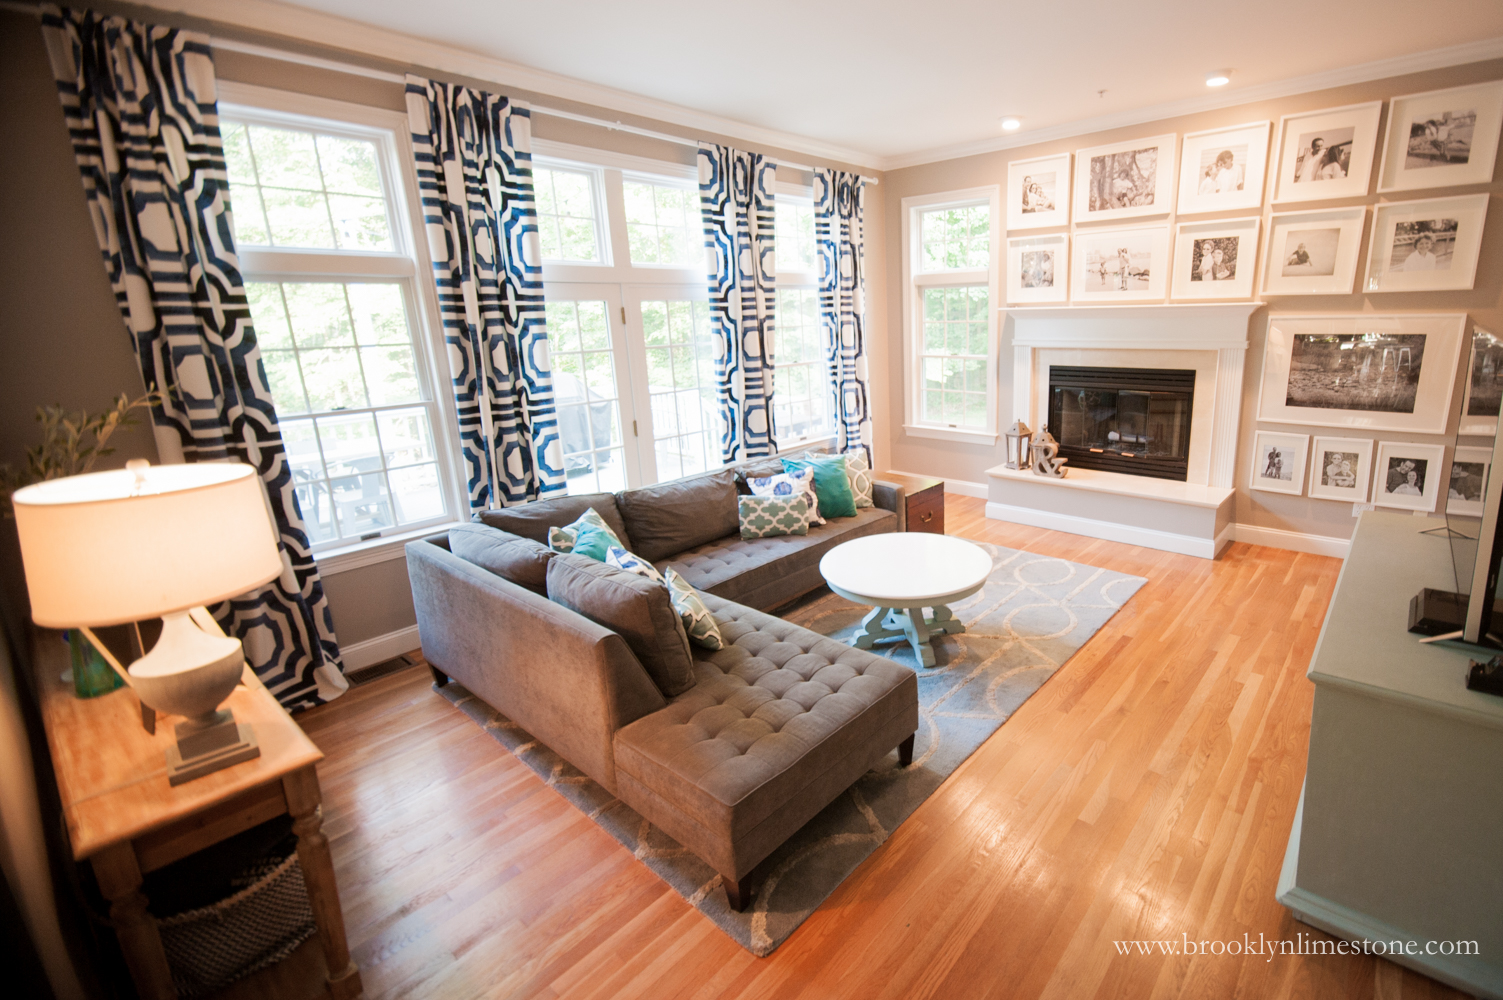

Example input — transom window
[776,200,816,272]
[533,165,603,262]
[919,204,989,272]
[624,177,702,267]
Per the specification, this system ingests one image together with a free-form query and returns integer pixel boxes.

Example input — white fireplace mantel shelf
[1003,303,1262,351]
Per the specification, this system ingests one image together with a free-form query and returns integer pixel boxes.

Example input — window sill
[902,423,998,446]
[314,521,459,576]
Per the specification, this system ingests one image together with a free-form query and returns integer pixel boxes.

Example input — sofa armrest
[872,480,906,532]
[406,539,667,793]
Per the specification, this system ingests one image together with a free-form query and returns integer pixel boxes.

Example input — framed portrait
[1377,81,1503,193]
[1460,327,1503,436]
[1007,153,1071,230]
[1447,446,1492,517]
[1271,102,1382,204]
[1372,441,1446,513]
[1250,431,1309,495]
[1171,217,1260,301]
[1007,234,1068,304]
[1072,134,1177,223]
[1176,121,1271,215]
[1261,207,1366,296]
[1364,194,1489,294]
[1256,313,1466,434]
[1307,436,1374,503]
[1070,224,1171,303]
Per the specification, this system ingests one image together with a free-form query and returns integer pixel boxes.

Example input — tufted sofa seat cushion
[656,505,895,610]
[612,594,917,875]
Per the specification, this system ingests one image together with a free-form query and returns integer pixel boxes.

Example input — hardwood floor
[296,497,1467,1000]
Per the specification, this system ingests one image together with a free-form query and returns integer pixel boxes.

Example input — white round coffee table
[819,534,993,667]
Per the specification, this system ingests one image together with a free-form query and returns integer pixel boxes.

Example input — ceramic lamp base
[166,709,260,786]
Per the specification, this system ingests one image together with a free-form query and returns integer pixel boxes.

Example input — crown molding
[876,34,1503,172]
[145,0,883,170]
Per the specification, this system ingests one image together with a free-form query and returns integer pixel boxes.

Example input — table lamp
[12,460,283,784]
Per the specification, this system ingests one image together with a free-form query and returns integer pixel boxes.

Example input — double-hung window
[219,83,459,553]
[902,187,1002,444]
[771,186,836,448]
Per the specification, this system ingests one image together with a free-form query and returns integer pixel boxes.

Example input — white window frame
[900,186,1002,446]
[772,181,836,451]
[218,82,466,573]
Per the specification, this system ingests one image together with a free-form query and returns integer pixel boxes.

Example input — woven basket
[157,847,316,998]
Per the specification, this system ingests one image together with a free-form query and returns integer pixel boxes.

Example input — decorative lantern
[1003,420,1032,470]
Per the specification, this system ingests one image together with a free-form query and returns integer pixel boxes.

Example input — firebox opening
[1047,366,1195,481]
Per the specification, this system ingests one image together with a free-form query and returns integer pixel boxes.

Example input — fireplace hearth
[1047,366,1195,481]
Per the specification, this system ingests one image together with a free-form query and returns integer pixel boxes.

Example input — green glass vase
[67,629,124,698]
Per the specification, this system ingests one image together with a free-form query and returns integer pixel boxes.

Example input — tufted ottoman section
[612,592,918,884]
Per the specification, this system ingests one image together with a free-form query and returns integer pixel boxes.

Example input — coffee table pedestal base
[852,604,964,667]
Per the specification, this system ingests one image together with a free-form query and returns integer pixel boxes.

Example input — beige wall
[880,59,1503,541]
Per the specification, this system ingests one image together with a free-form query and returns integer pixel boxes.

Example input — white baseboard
[985,501,1226,559]
[1232,524,1350,558]
[340,624,421,672]
[886,470,989,499]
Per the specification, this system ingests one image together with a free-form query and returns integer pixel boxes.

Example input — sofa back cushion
[448,522,554,595]
[476,493,633,553]
[546,553,696,697]
[615,469,738,563]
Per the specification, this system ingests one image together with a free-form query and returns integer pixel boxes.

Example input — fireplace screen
[1047,366,1195,481]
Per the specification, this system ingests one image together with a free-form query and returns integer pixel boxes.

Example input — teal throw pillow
[665,568,725,651]
[782,454,857,519]
[547,507,623,562]
[738,494,810,539]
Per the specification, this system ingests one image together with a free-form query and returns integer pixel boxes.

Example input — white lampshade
[13,462,283,628]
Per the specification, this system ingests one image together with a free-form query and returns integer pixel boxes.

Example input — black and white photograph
[1284,333,1427,414]
[1073,135,1176,222]
[1281,228,1340,277]
[1379,82,1503,191]
[1308,436,1373,501]
[1071,225,1169,301]
[1448,446,1492,517]
[1019,249,1055,287]
[1249,431,1309,495]
[1273,102,1381,203]
[1461,327,1503,434]
[1021,172,1057,214]
[1178,122,1269,215]
[1190,237,1239,282]
[1365,194,1488,293]
[1006,233,1068,304]
[1195,146,1247,195]
[1007,153,1071,230]
[1372,441,1446,512]
[1172,217,1258,300]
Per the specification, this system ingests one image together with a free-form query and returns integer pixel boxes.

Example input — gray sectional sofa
[407,456,920,910]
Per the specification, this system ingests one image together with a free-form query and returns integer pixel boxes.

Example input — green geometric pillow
[665,567,724,651]
[738,494,810,539]
[547,507,623,561]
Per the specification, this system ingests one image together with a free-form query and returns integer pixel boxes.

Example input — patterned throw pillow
[745,467,824,525]
[841,448,875,508]
[547,507,623,561]
[738,495,810,539]
[605,546,664,583]
[665,567,724,651]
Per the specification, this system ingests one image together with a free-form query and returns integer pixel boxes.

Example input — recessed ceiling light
[1000,116,1023,131]
[1205,70,1232,87]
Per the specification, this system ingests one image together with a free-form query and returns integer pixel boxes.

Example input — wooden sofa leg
[429,665,449,687]
[898,734,915,767]
[724,875,749,912]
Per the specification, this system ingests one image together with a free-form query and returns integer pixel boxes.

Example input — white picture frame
[1460,327,1503,436]
[1176,121,1271,215]
[1261,207,1367,296]
[1272,101,1382,204]
[1070,224,1171,303]
[1377,81,1503,193]
[1257,313,1466,434]
[1447,446,1493,517]
[1363,194,1489,294]
[1072,133,1178,223]
[1006,234,1068,304]
[1373,441,1446,513]
[1171,217,1260,301]
[1307,436,1374,503]
[1250,431,1309,495]
[1007,153,1071,231]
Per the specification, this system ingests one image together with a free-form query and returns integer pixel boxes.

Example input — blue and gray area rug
[436,540,1146,956]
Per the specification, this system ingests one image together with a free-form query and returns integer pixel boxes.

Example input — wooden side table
[34,630,362,1000]
[878,472,945,534]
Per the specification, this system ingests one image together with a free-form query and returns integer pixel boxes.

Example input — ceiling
[256,0,1503,164]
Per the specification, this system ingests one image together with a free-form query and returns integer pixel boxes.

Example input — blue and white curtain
[42,5,346,710]
[814,168,872,461]
[699,144,777,462]
[406,76,563,511]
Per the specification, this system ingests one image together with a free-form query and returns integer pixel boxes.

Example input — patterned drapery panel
[42,5,346,711]
[699,144,777,462]
[814,168,872,461]
[405,76,563,511]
